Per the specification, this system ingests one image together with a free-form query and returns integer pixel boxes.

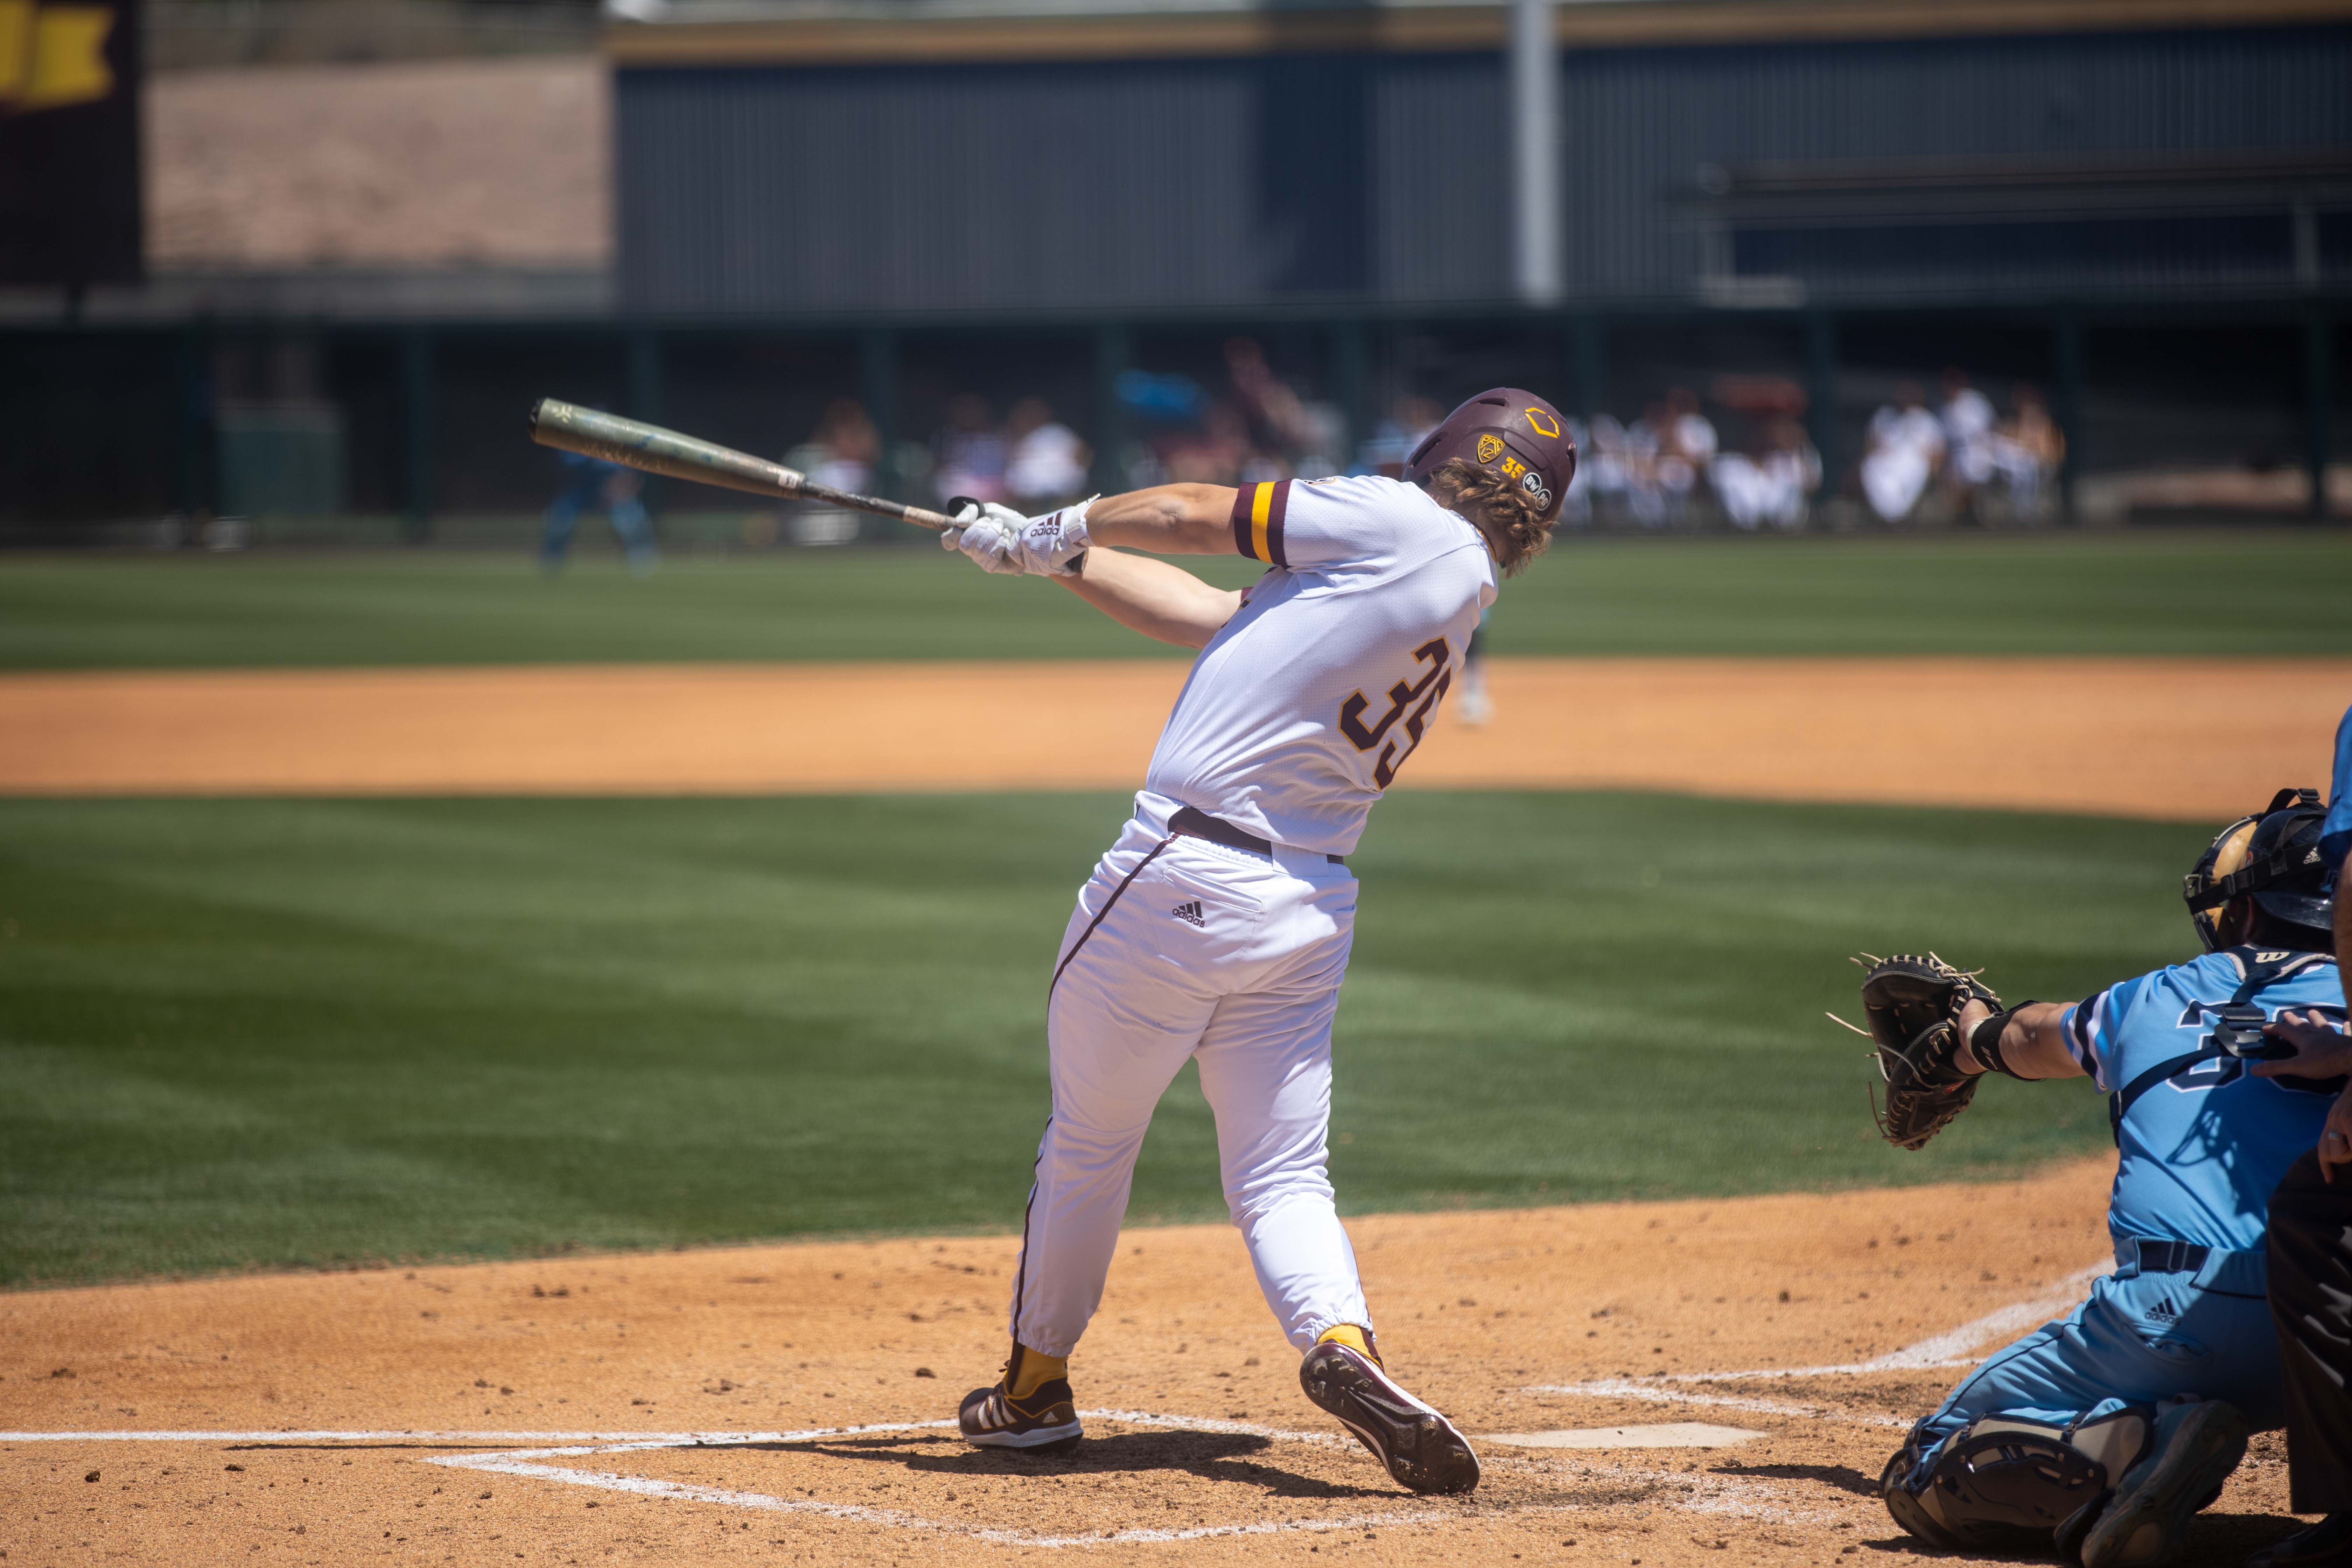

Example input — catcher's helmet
[1404,388,1576,525]
[2183,786,2335,952]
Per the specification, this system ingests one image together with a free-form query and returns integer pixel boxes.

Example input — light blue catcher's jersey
[2325,700,2352,871]
[2063,946,2345,1253]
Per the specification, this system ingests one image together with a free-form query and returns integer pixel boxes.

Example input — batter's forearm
[1056,548,1242,649]
[1082,485,1241,556]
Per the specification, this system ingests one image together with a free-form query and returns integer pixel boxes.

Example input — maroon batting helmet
[1404,388,1576,525]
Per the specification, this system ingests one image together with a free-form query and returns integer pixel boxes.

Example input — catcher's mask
[2183,786,2334,953]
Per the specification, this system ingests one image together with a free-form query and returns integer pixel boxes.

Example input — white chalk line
[1527,1381,1913,1429]
[1525,1262,2109,1429]
[5,1274,2104,1543]
[425,1445,1460,1548]
[0,1409,1811,1544]
[0,1426,908,1444]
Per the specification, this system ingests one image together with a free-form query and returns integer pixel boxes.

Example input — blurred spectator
[1111,343,1343,488]
[1666,387,1719,471]
[784,398,881,546]
[1624,402,1673,526]
[1990,382,2066,522]
[1557,415,1593,527]
[1938,366,1998,508]
[1459,608,1495,726]
[1356,395,1443,477]
[541,446,656,574]
[1658,387,1718,522]
[1224,337,1323,472]
[797,399,879,493]
[1583,413,1633,519]
[1003,397,1093,508]
[1711,418,1821,531]
[932,394,1009,505]
[1168,402,1253,484]
[1862,381,1947,523]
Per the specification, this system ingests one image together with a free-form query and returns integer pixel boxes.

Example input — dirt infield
[5,656,2347,817]
[0,1155,2314,1566]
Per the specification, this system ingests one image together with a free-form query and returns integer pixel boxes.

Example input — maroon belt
[1169,805,1346,865]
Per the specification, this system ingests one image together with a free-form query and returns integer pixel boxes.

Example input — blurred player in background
[1938,366,1998,513]
[1875,789,2341,1568]
[1992,384,2067,524]
[1862,381,1947,524]
[1004,398,1093,509]
[540,444,656,574]
[933,393,1010,506]
[1456,609,1496,725]
[782,399,884,546]
[1712,418,1821,531]
[934,389,1575,1497]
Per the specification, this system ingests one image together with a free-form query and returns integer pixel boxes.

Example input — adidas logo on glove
[1170,900,1205,927]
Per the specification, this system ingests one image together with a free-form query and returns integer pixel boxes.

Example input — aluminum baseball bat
[527,398,958,531]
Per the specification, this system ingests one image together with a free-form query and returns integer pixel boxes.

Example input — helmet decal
[1402,386,1577,529]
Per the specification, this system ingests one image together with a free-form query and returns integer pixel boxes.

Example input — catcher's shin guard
[2077,1400,2247,1568]
[1881,1408,2153,1555]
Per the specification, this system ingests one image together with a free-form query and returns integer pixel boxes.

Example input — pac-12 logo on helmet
[1404,388,1577,525]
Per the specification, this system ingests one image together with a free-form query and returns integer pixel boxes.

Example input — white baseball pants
[1010,791,1369,1357]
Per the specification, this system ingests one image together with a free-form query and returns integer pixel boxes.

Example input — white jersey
[1143,474,1498,857]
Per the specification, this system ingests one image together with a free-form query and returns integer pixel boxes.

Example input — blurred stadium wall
[0,0,2346,539]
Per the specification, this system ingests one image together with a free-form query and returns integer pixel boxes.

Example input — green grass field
[0,790,2205,1287]
[4,530,2349,669]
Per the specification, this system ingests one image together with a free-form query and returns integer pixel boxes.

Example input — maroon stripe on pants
[1047,835,1172,998]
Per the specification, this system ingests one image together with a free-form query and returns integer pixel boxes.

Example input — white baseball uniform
[1011,474,1497,1357]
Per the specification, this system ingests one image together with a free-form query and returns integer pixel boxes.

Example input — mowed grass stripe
[0,791,2194,1287]
[3,530,2348,670]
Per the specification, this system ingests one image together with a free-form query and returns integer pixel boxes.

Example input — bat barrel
[528,398,805,502]
[528,397,959,529]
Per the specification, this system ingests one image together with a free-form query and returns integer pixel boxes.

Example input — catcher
[1855,788,2343,1568]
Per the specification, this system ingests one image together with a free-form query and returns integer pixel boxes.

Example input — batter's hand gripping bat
[527,399,960,531]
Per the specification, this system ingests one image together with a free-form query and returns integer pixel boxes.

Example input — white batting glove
[1005,498,1095,578]
[939,500,1026,575]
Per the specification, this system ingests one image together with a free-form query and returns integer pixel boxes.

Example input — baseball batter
[934,390,1574,1495]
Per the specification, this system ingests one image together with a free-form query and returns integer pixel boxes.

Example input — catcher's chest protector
[2073,946,2343,1254]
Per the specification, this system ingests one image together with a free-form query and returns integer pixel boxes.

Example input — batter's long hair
[1424,458,1553,576]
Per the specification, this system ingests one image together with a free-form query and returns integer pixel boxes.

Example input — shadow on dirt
[1847,1511,2305,1559]
[737,1430,1396,1501]
[1710,1459,1883,1499]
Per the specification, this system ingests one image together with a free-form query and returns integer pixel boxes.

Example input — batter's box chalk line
[1527,1264,2108,1430]
[0,1411,1819,1544]
[2,1275,2097,1545]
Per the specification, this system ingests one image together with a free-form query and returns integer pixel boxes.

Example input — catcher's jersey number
[1340,638,1452,789]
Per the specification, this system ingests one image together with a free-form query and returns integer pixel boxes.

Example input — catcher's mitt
[1839,953,2003,1152]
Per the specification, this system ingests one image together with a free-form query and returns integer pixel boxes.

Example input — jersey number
[1339,638,1452,788]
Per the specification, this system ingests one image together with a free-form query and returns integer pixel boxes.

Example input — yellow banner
[0,1,114,113]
